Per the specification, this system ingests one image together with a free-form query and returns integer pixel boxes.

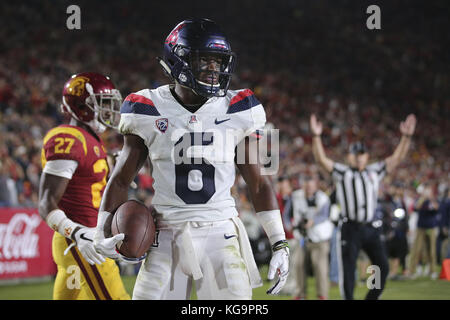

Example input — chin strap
[62,90,107,133]
[157,57,172,76]
[158,56,222,99]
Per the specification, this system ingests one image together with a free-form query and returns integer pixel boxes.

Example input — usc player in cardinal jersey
[38,72,130,300]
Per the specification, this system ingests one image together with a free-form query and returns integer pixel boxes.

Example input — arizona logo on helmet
[165,22,185,46]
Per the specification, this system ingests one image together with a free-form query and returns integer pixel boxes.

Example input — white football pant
[132,218,261,300]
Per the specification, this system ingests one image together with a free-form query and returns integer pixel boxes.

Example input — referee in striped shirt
[310,114,417,300]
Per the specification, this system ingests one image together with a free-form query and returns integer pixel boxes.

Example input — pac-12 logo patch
[155,118,169,133]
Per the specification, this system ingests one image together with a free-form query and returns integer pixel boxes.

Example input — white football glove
[93,211,146,265]
[64,227,106,265]
[266,245,290,295]
[94,233,147,265]
[255,210,290,295]
[93,231,125,259]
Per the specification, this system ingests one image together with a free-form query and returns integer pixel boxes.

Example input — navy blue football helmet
[158,18,236,98]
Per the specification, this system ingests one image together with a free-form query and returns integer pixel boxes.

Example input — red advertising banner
[0,208,56,280]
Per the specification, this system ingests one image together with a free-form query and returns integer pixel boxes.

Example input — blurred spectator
[408,183,440,279]
[276,175,299,295]
[437,188,450,260]
[0,160,18,206]
[289,176,333,300]
[381,182,410,279]
[276,175,294,239]
[328,190,341,285]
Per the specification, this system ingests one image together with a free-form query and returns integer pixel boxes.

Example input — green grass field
[0,265,449,300]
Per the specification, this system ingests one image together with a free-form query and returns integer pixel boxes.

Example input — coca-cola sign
[0,208,56,280]
[0,213,40,260]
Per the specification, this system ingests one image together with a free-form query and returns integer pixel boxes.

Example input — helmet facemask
[85,83,122,131]
[189,50,236,98]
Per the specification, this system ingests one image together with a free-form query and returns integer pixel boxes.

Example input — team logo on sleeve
[155,118,169,133]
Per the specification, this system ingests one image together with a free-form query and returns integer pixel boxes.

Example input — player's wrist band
[272,240,289,252]
[97,211,112,227]
[45,208,79,239]
[95,211,113,239]
[256,209,286,245]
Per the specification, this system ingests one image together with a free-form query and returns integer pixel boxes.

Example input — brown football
[111,200,155,259]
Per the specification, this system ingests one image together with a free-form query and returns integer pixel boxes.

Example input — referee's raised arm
[310,114,334,173]
[384,114,417,174]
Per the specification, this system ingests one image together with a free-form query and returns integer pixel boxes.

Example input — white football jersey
[118,84,266,222]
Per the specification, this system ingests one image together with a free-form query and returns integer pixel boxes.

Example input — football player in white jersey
[94,18,289,299]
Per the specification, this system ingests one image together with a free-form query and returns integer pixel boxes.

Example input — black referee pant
[337,221,389,300]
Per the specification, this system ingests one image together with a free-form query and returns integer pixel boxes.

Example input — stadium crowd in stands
[0,1,448,281]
